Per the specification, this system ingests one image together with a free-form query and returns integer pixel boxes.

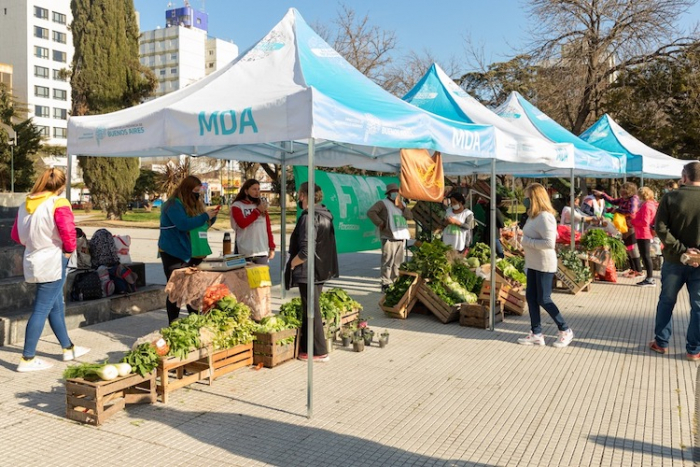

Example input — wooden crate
[379,271,421,319]
[415,281,460,324]
[65,372,156,425]
[411,201,444,232]
[478,281,511,304]
[340,309,361,326]
[157,347,213,404]
[555,262,592,295]
[503,287,527,316]
[208,343,253,379]
[459,302,504,329]
[253,329,298,368]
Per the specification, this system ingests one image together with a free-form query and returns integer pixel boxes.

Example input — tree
[70,0,157,219]
[0,84,42,192]
[524,0,697,134]
[132,168,158,200]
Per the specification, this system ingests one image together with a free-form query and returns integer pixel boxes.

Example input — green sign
[293,168,399,253]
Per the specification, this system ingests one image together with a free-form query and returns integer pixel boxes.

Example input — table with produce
[164,264,272,320]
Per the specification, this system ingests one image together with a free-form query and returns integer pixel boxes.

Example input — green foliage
[121,343,160,377]
[279,297,302,328]
[557,249,592,284]
[580,229,627,268]
[467,243,491,266]
[161,313,207,359]
[278,288,361,328]
[132,168,158,200]
[403,239,452,279]
[383,274,415,307]
[451,260,483,295]
[70,0,156,216]
[425,281,457,306]
[497,258,527,285]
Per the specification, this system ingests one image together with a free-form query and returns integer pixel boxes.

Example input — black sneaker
[636,279,656,287]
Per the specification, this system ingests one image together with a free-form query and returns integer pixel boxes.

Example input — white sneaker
[552,329,574,348]
[517,332,546,346]
[17,357,53,372]
[63,345,91,362]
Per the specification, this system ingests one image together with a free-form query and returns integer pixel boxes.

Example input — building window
[208,50,214,56]
[171,53,177,60]
[35,105,49,118]
[52,31,66,44]
[34,6,48,20]
[37,126,49,137]
[34,26,49,39]
[53,69,67,81]
[53,127,67,139]
[170,68,177,74]
[53,50,66,63]
[34,46,49,59]
[52,11,66,24]
[53,108,67,120]
[34,65,49,79]
[35,86,49,98]
[208,62,214,68]
[53,89,67,100]
[159,69,166,76]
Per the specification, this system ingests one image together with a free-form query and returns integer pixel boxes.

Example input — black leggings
[637,238,654,280]
[298,283,328,356]
[160,251,203,323]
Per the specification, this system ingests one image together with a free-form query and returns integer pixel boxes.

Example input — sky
[133,0,700,75]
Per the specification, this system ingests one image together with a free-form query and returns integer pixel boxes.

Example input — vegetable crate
[340,308,361,326]
[478,281,511,304]
[157,347,214,404]
[253,329,298,368]
[459,302,503,329]
[65,372,156,426]
[503,287,527,316]
[379,271,422,319]
[416,280,460,324]
[208,343,253,380]
[555,262,592,295]
[411,201,445,232]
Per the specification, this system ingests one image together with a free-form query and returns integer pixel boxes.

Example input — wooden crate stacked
[253,328,298,368]
[379,271,422,319]
[555,258,592,295]
[65,372,156,425]
[477,265,526,315]
[460,302,504,329]
[156,343,253,403]
[415,280,461,324]
[411,201,444,233]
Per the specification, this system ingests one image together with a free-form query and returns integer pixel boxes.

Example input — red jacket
[630,201,658,240]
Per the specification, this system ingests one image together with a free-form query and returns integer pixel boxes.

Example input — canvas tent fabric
[403,64,578,176]
[67,8,527,172]
[579,114,685,179]
[495,92,626,177]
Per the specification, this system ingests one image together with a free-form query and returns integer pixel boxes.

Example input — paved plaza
[0,226,697,466]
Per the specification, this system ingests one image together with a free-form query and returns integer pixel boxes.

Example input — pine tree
[70,0,156,219]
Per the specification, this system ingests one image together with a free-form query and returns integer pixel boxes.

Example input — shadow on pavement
[588,434,693,462]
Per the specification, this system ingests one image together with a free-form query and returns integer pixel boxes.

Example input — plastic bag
[612,213,628,234]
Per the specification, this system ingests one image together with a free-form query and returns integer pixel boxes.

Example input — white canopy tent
[68,9,549,417]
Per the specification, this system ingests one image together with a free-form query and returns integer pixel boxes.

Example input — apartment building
[0,0,72,146]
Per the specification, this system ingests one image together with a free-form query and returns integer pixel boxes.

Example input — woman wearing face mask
[518,183,574,348]
[442,192,474,254]
[230,179,276,265]
[159,175,220,323]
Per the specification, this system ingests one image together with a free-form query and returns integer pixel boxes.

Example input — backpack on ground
[75,228,92,269]
[70,270,103,301]
[108,263,138,294]
[89,228,119,269]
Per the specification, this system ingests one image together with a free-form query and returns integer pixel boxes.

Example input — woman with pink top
[631,186,659,287]
[11,168,90,372]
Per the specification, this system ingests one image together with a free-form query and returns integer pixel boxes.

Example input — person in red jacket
[230,179,275,264]
[631,186,659,287]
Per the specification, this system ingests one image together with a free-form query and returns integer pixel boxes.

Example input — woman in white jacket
[11,168,90,372]
[517,183,573,348]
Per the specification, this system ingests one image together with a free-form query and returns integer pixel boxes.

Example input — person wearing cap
[367,183,413,292]
[442,192,474,254]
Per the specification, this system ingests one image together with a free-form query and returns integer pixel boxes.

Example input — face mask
[193,193,200,201]
[523,198,531,210]
[248,194,260,204]
[297,198,304,210]
[451,203,460,210]
[388,192,398,201]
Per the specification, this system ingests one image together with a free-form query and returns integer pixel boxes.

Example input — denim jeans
[525,268,569,334]
[23,256,72,359]
[654,261,700,354]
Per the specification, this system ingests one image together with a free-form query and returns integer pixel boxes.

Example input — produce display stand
[65,372,156,426]
[379,271,422,319]
[460,302,504,329]
[193,343,253,380]
[478,280,511,304]
[415,280,460,324]
[555,259,592,295]
[253,329,298,368]
[157,347,214,403]
[503,287,527,316]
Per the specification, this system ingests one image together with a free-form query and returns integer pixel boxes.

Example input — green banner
[293,168,399,253]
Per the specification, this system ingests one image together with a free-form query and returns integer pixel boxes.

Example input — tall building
[139,4,238,99]
[0,0,72,146]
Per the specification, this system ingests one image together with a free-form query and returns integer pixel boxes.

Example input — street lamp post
[9,136,15,193]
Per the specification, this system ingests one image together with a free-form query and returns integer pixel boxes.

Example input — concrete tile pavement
[0,226,696,466]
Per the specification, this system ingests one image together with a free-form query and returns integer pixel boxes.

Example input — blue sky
[133,0,700,75]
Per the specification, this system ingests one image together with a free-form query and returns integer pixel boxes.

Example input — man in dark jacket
[285,182,339,362]
[650,161,700,360]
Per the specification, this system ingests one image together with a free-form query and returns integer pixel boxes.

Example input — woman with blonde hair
[517,183,573,348]
[159,175,220,323]
[11,168,90,372]
[631,186,658,287]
